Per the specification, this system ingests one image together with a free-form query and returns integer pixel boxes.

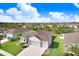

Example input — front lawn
[42,34,64,56]
[0,41,23,56]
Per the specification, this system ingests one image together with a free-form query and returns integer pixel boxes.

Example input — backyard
[42,34,64,56]
[0,41,23,56]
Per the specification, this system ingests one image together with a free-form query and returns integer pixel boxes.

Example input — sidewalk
[0,49,13,56]
[1,38,9,43]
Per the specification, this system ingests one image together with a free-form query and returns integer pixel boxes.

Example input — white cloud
[0,9,4,14]
[0,3,79,23]
[6,8,21,16]
[74,3,79,8]
[0,3,51,23]
[17,3,40,18]
[74,15,79,22]
[49,12,75,22]
[0,14,13,22]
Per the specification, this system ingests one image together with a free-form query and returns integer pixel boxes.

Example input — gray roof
[7,29,15,34]
[7,28,52,41]
[37,30,52,36]
[22,30,38,37]
[7,28,27,35]
[22,30,52,41]
[64,32,79,46]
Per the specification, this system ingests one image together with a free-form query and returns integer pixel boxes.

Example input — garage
[29,36,41,47]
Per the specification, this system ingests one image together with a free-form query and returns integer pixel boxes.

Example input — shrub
[8,37,16,41]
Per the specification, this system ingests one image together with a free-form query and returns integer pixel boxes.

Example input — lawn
[0,41,23,56]
[74,29,79,32]
[42,34,64,56]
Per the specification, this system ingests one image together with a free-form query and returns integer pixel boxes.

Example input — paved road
[17,45,46,56]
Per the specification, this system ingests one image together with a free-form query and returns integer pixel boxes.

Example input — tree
[0,33,4,48]
[68,44,79,56]
[16,33,22,40]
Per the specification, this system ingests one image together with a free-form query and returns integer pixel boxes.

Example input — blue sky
[0,3,79,22]
[0,3,79,16]
[31,3,79,15]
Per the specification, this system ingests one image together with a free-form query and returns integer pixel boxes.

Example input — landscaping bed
[0,41,23,56]
[42,34,64,56]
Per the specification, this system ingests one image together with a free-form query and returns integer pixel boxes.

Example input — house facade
[5,28,52,49]
[21,30,52,48]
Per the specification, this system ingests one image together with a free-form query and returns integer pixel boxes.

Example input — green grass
[74,29,79,32]
[0,41,23,56]
[42,34,64,56]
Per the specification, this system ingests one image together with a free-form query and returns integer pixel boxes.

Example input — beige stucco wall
[42,41,48,48]
[20,36,52,49]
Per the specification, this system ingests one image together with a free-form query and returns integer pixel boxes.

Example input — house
[21,30,52,48]
[5,28,52,49]
[68,24,79,29]
[64,32,79,51]
[5,28,27,39]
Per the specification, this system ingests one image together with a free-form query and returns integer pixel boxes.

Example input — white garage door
[30,41,41,47]
[29,36,41,47]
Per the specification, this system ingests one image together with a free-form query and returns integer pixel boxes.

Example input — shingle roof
[7,29,15,34]
[22,30,52,41]
[7,28,52,41]
[64,32,79,46]
[22,30,38,37]
[7,28,27,35]
[13,28,27,35]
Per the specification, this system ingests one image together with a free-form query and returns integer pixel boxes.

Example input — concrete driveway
[17,45,46,56]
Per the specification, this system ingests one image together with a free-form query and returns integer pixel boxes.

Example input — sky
[0,3,79,23]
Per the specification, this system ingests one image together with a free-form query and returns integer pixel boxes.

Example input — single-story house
[21,30,52,48]
[4,28,27,38]
[4,28,52,49]
[64,32,79,51]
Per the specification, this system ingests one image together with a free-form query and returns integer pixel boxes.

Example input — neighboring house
[21,30,52,48]
[64,32,79,51]
[57,23,79,29]
[68,24,79,29]
[5,28,27,39]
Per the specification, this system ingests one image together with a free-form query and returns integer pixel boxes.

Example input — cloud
[0,3,79,23]
[49,12,76,22]
[0,14,13,22]
[6,8,21,16]
[74,3,79,8]
[0,3,51,23]
[74,15,79,22]
[0,9,4,14]
[17,3,40,18]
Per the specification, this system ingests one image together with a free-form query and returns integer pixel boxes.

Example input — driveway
[17,45,46,56]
